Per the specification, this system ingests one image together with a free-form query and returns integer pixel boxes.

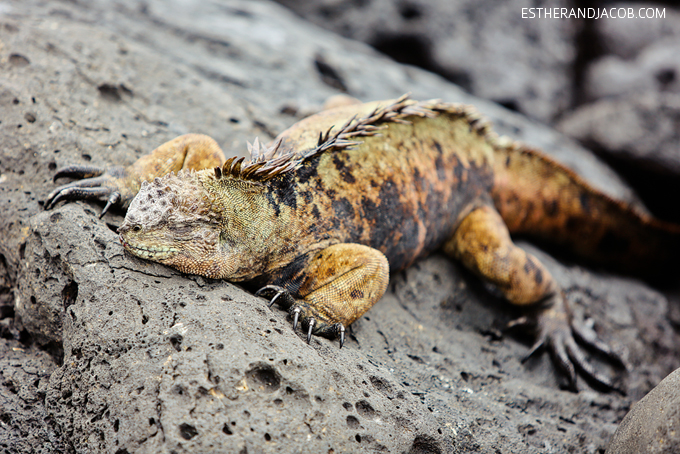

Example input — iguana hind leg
[257,243,389,347]
[444,205,624,392]
[45,134,225,216]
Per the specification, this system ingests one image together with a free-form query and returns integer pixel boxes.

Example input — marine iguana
[45,96,680,392]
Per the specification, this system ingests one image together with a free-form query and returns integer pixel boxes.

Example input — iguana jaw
[119,234,179,261]
[118,219,245,279]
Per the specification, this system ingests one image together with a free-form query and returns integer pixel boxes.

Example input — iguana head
[118,171,230,278]
[118,169,276,281]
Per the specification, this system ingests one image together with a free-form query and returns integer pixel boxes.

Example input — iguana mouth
[120,234,179,260]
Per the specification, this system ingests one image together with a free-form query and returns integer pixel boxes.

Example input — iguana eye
[133,225,142,232]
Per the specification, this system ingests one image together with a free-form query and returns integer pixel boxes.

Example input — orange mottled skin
[46,97,680,392]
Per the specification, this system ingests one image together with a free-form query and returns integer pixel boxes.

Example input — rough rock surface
[274,0,579,123]
[1,0,679,453]
[0,339,66,453]
[606,367,680,453]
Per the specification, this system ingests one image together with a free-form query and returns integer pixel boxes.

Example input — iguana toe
[256,286,339,345]
[571,318,627,370]
[52,164,106,182]
[546,327,578,392]
[45,185,114,210]
[520,335,546,364]
[256,285,295,308]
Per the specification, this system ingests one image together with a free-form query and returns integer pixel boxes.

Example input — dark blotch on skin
[434,154,447,182]
[332,154,346,172]
[361,196,378,218]
[333,154,356,184]
[565,216,579,232]
[269,253,313,295]
[390,215,421,270]
[544,199,558,217]
[332,197,355,220]
[522,201,535,225]
[265,190,281,217]
[579,193,590,215]
[311,205,321,219]
[523,256,542,286]
[534,268,543,285]
[331,195,363,239]
[350,289,364,299]
[366,180,403,252]
[272,177,297,210]
[433,140,443,155]
[296,158,320,185]
[452,156,466,184]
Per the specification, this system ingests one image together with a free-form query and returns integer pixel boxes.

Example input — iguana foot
[45,165,130,218]
[255,285,295,308]
[256,285,346,347]
[510,297,626,394]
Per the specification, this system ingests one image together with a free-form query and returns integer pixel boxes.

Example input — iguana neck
[200,172,317,281]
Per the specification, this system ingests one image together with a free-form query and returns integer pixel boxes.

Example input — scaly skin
[45,97,680,392]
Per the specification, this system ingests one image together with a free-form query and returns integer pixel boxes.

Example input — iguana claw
[100,191,122,218]
[45,164,129,215]
[521,335,546,364]
[268,292,283,308]
[337,323,345,348]
[256,285,295,308]
[306,318,315,343]
[256,285,348,347]
[292,306,301,331]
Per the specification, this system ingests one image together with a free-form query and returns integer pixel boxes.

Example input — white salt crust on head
[125,171,206,228]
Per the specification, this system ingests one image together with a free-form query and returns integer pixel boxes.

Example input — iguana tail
[490,140,680,281]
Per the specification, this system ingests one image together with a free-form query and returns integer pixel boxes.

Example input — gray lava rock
[1,0,679,453]
[606,367,680,454]
[558,91,680,175]
[0,338,68,454]
[558,2,680,175]
[584,39,680,101]
[274,0,579,123]
[595,2,680,60]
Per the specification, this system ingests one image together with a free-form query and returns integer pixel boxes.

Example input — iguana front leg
[444,205,625,392]
[257,243,389,347]
[45,134,225,216]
